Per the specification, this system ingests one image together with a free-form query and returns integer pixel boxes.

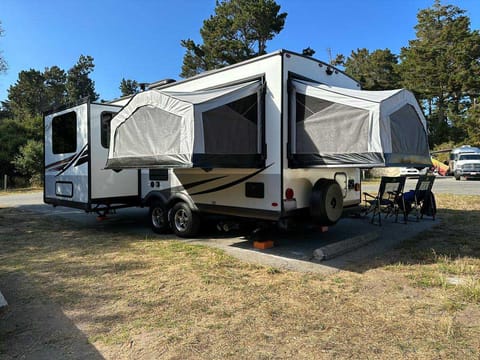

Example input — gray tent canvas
[289,79,431,168]
[106,80,263,169]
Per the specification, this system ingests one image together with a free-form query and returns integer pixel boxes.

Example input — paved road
[1,176,478,210]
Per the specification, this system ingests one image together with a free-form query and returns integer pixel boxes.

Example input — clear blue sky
[0,0,479,102]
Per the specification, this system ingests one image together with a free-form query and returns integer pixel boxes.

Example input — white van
[449,145,480,180]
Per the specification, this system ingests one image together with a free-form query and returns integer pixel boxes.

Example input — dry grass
[0,187,42,196]
[1,194,480,359]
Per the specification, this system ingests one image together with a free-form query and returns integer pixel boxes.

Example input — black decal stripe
[56,144,88,177]
[182,176,227,190]
[74,147,90,167]
[75,156,89,167]
[190,163,273,196]
[163,176,228,195]
[45,155,76,171]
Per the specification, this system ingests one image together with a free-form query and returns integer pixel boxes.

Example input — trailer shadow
[190,213,443,274]
[344,208,480,273]
[0,273,104,360]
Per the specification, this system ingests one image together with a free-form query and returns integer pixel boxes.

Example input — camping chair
[404,175,436,221]
[362,176,407,225]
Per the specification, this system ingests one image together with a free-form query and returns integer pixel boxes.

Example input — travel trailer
[449,145,480,180]
[44,50,431,237]
[44,101,139,213]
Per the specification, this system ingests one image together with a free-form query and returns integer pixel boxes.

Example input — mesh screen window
[202,93,258,154]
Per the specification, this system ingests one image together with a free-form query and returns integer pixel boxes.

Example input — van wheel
[310,179,344,225]
[170,202,200,238]
[149,200,170,234]
[454,173,461,181]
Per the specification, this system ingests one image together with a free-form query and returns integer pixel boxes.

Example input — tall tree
[7,69,47,118]
[119,78,140,96]
[44,66,67,109]
[0,21,7,74]
[399,0,480,146]
[180,0,287,78]
[4,55,98,184]
[464,102,480,146]
[0,119,27,177]
[343,48,400,90]
[7,67,67,119]
[66,55,99,102]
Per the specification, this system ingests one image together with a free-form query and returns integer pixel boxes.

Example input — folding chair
[406,175,436,221]
[362,176,407,225]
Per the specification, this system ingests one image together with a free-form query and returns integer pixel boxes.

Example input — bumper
[457,171,480,178]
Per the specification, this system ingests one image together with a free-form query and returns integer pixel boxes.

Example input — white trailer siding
[45,103,89,206]
[89,104,139,200]
[44,101,139,211]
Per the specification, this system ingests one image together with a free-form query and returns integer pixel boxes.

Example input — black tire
[454,172,461,181]
[310,179,344,225]
[170,202,200,238]
[149,200,170,234]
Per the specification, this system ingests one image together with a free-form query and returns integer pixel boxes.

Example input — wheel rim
[152,207,165,228]
[325,185,343,222]
[174,209,189,231]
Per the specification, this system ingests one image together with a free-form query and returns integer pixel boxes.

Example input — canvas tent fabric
[106,80,263,169]
[289,79,431,168]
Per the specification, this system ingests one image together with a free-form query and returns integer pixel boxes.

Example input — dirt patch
[1,194,479,359]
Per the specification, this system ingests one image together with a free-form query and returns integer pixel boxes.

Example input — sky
[1,0,479,102]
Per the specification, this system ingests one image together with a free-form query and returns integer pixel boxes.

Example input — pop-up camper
[44,50,431,237]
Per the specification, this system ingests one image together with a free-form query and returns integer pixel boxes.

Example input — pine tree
[66,55,99,102]
[180,0,287,78]
[399,0,480,145]
[343,48,400,90]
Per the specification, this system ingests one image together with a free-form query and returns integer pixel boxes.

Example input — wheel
[149,200,170,234]
[310,179,344,225]
[454,172,461,181]
[170,202,200,238]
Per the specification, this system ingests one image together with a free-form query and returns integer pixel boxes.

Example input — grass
[0,194,479,359]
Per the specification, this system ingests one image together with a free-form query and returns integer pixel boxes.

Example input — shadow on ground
[0,273,104,360]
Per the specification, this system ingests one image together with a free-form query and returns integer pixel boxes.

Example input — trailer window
[202,93,259,154]
[52,112,77,154]
[101,112,115,149]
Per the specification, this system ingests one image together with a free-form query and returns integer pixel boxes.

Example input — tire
[170,202,200,238]
[454,172,461,181]
[310,179,344,225]
[149,200,170,234]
